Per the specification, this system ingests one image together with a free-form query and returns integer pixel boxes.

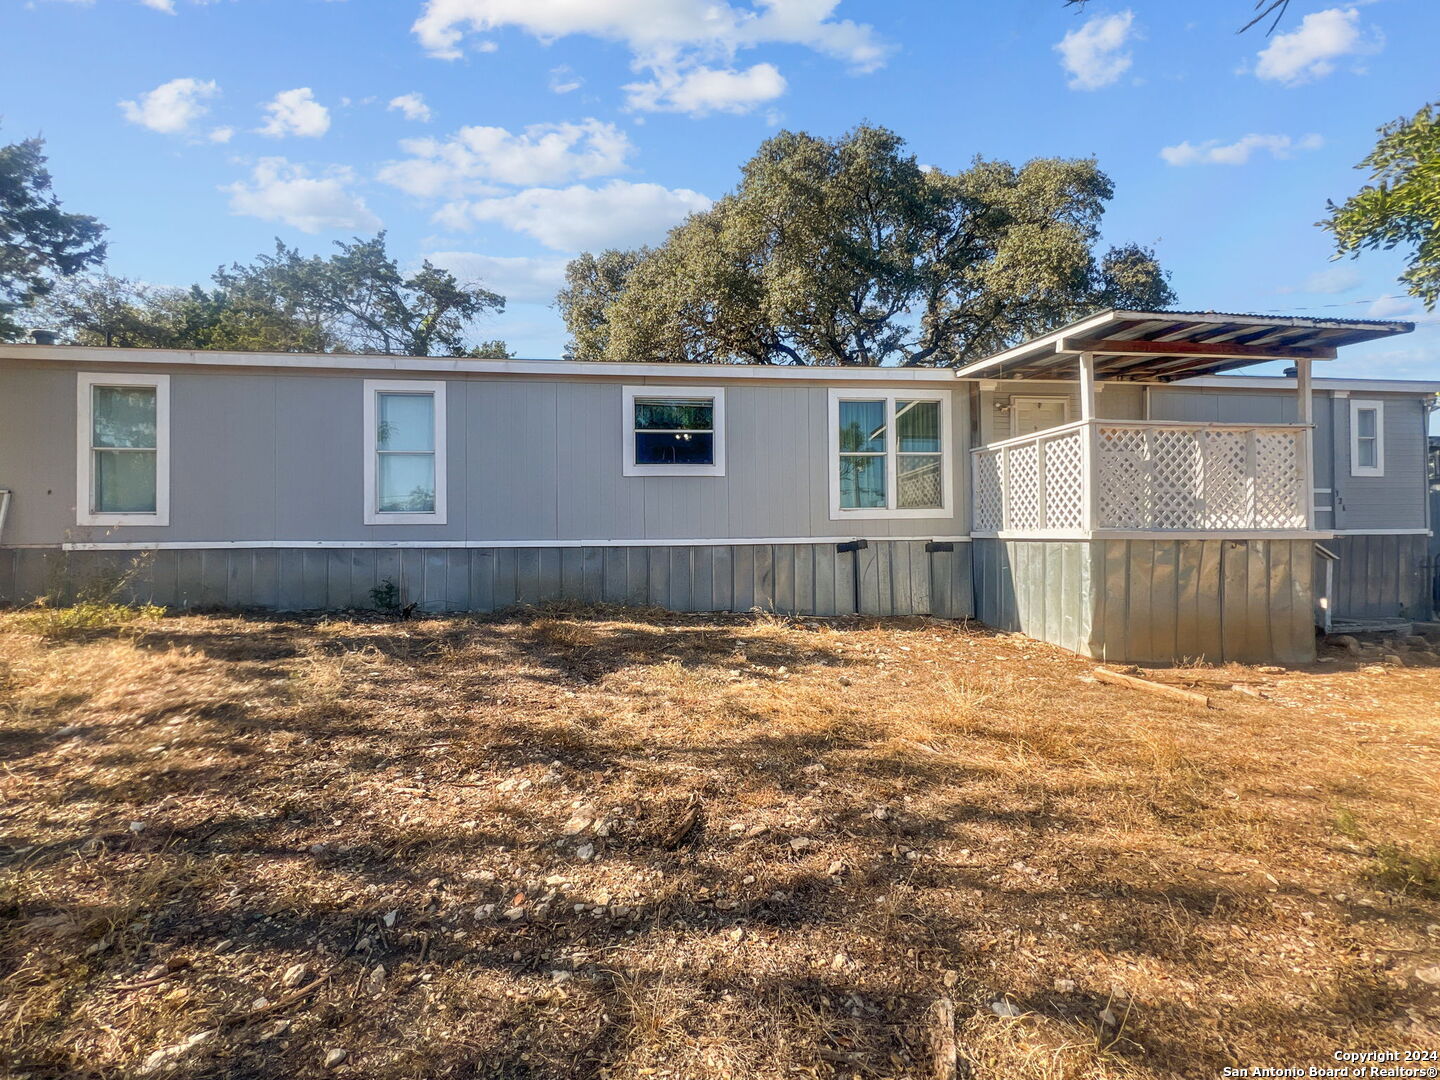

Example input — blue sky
[3,0,1437,379]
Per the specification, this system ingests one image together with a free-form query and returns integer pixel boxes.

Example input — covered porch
[955,310,1413,663]
[954,309,1405,540]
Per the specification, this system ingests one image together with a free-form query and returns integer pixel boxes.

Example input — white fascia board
[1172,375,1440,394]
[29,535,977,552]
[0,345,959,383]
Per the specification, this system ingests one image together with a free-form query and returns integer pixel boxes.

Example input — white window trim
[1349,398,1384,478]
[828,388,953,521]
[363,379,448,525]
[622,385,726,477]
[76,372,170,527]
[1009,395,1071,437]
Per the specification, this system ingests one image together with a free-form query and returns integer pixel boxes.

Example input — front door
[1011,397,1070,437]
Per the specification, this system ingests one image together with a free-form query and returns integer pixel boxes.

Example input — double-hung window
[76,372,170,526]
[1349,399,1384,477]
[622,385,725,476]
[363,380,447,524]
[828,389,951,519]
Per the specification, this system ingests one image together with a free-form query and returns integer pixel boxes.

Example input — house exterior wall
[1325,392,1429,532]
[0,360,968,548]
[2,354,1431,642]
[976,382,1144,444]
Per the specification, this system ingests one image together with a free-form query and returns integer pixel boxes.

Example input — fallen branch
[1093,667,1210,708]
[927,997,959,1080]
[113,974,175,992]
[219,970,331,1028]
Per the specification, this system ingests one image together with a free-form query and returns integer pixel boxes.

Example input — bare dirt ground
[1,606,1437,1080]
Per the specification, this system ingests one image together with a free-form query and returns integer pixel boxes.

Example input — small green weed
[15,601,166,640]
[370,578,401,613]
[1331,806,1364,840]
[1372,843,1440,900]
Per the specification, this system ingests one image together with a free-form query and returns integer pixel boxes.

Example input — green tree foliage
[34,270,333,352]
[468,339,515,359]
[36,232,509,356]
[555,248,651,361]
[0,133,106,340]
[1322,103,1440,311]
[38,273,168,347]
[560,125,1173,366]
[237,233,505,356]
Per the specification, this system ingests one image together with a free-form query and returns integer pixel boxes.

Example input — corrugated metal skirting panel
[0,542,975,620]
[971,539,1095,655]
[1320,532,1433,621]
[975,537,1317,665]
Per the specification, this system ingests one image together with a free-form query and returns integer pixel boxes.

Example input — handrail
[970,418,1090,454]
[972,418,1308,456]
[1096,420,1309,431]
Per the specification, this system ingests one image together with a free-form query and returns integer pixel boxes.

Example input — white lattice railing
[972,420,1088,532]
[972,420,1310,534]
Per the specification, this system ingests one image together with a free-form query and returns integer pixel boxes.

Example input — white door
[1011,397,1069,437]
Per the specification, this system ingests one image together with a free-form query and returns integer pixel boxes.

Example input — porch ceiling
[953,309,1414,382]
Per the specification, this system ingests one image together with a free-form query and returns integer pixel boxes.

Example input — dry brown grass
[0,606,1437,1080]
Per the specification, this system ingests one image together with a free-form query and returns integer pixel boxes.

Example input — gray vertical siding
[0,541,975,619]
[1321,532,1432,620]
[0,362,968,547]
[1328,394,1428,531]
[971,538,1095,654]
[975,537,1316,664]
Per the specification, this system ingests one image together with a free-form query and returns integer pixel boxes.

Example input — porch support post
[1296,358,1315,530]
[1079,352,1099,532]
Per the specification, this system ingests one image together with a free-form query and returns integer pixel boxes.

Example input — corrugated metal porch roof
[952,309,1415,382]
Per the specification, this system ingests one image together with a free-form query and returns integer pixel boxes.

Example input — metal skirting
[1321,532,1433,621]
[975,537,1317,664]
[0,541,975,619]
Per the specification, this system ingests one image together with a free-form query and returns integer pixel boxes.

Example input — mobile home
[1,310,1433,664]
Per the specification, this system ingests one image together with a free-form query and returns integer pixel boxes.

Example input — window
[1349,399,1384,477]
[622,385,725,476]
[363,380,447,524]
[76,372,169,526]
[828,389,951,519]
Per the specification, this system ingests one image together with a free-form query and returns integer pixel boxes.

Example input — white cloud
[410,0,886,115]
[1159,132,1323,166]
[412,0,886,64]
[1366,295,1440,325]
[118,77,219,134]
[1300,266,1362,295]
[378,118,632,197]
[224,158,380,233]
[1328,337,1440,382]
[45,0,208,9]
[549,65,583,94]
[208,126,234,144]
[439,180,711,251]
[1055,11,1134,91]
[388,92,433,122]
[624,61,786,115]
[258,88,331,138]
[1253,7,1380,86]
[425,251,569,303]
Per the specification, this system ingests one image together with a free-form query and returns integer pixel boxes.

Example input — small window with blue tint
[633,397,714,465]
